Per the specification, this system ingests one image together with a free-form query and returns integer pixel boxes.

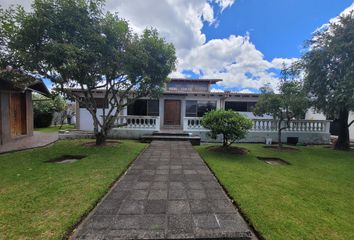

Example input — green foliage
[300,14,354,115]
[254,78,308,148]
[201,109,253,147]
[196,144,354,240]
[297,13,354,150]
[33,94,66,128]
[0,0,176,145]
[254,81,308,121]
[0,140,145,239]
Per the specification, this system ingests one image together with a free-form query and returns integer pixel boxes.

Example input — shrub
[201,109,253,148]
[33,94,66,128]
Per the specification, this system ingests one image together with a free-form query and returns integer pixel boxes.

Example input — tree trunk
[95,130,107,146]
[278,120,283,149]
[335,109,350,150]
[222,134,228,148]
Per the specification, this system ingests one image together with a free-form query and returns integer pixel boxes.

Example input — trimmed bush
[201,109,253,148]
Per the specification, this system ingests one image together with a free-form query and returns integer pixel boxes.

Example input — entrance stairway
[141,130,201,145]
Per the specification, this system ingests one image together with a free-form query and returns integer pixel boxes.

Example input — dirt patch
[263,145,299,151]
[47,155,86,164]
[257,156,290,165]
[207,146,249,155]
[82,140,121,147]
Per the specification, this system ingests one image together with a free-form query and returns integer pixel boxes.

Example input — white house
[72,78,332,144]
[306,108,354,140]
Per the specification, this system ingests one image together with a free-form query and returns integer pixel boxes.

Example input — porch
[109,116,331,144]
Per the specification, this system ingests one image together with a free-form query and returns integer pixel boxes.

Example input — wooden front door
[164,100,181,125]
[10,93,26,137]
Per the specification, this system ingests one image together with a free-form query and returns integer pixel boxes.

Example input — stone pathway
[72,141,253,240]
[0,132,58,154]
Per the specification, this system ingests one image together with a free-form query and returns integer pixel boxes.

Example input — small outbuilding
[0,78,50,145]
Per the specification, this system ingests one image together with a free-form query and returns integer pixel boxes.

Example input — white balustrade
[114,115,160,130]
[251,119,331,133]
[183,117,331,133]
[183,117,204,131]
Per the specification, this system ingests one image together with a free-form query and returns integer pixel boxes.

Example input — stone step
[141,134,201,145]
[152,131,189,136]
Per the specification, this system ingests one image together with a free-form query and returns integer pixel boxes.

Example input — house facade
[74,78,331,144]
[0,78,50,145]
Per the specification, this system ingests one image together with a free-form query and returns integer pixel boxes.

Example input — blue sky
[204,0,353,61]
[3,0,353,93]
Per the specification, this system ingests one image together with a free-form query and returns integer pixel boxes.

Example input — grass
[0,140,146,240]
[34,124,75,133]
[196,144,354,240]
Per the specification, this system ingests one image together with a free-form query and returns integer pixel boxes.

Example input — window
[225,101,256,112]
[80,98,108,108]
[186,100,197,117]
[185,100,216,117]
[128,99,159,116]
[147,100,159,116]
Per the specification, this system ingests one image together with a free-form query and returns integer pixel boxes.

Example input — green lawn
[0,140,146,240]
[34,124,75,133]
[196,144,354,240]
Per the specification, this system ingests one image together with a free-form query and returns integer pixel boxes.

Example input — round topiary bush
[201,109,253,148]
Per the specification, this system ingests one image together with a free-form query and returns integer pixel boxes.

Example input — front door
[10,93,26,137]
[164,100,181,125]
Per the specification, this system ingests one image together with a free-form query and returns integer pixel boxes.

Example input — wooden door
[10,93,26,136]
[164,100,181,125]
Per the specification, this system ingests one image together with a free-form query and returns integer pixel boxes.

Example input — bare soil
[207,146,249,155]
[82,140,121,147]
[47,155,87,164]
[257,156,290,165]
[263,145,299,151]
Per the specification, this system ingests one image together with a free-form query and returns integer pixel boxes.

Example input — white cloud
[238,89,253,94]
[175,34,290,90]
[202,2,215,24]
[315,2,354,33]
[271,58,298,69]
[215,0,235,12]
[105,0,233,56]
[0,0,294,91]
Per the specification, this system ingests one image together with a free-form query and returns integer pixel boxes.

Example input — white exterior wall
[79,108,119,131]
[305,108,354,139]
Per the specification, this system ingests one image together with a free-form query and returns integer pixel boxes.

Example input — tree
[0,0,176,145]
[201,109,253,148]
[297,13,354,150]
[33,94,66,128]
[253,74,308,149]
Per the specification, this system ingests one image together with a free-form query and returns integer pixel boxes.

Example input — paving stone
[167,200,191,214]
[86,215,116,229]
[217,214,250,232]
[187,182,204,190]
[133,181,151,190]
[128,190,148,200]
[118,200,144,215]
[114,215,141,229]
[187,189,207,200]
[168,189,187,200]
[189,200,213,214]
[210,199,237,214]
[139,215,166,231]
[151,181,168,189]
[73,140,252,240]
[193,214,219,229]
[154,175,168,181]
[156,169,169,175]
[145,200,167,214]
[148,190,168,200]
[167,215,194,234]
